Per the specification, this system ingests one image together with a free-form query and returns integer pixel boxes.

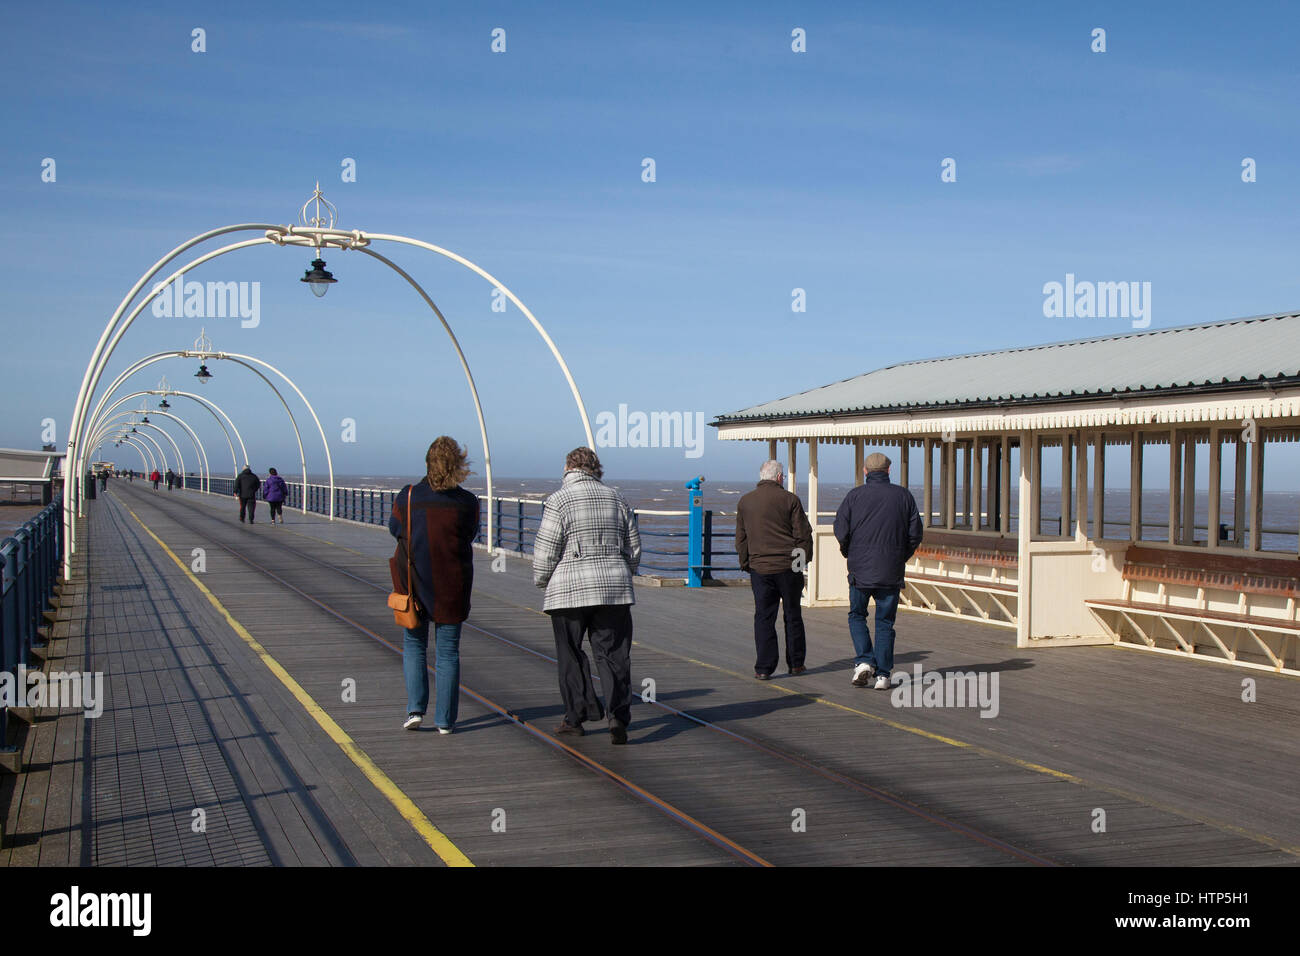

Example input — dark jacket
[735,480,813,575]
[833,471,923,589]
[263,474,288,503]
[389,480,480,625]
[235,468,260,499]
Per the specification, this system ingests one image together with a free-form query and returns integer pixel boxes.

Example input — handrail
[182,479,745,577]
[1,494,64,755]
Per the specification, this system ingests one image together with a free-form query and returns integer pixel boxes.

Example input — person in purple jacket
[263,467,289,525]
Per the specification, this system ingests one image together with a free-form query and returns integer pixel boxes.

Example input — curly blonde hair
[425,436,471,490]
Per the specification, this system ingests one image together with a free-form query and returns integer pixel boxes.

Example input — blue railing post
[702,510,714,582]
[685,475,705,587]
[516,500,525,554]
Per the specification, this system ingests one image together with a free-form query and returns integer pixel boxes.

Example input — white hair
[758,459,783,481]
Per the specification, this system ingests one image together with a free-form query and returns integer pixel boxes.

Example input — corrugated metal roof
[713,312,1300,424]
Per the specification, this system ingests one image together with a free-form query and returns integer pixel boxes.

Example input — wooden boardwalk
[3,480,1298,867]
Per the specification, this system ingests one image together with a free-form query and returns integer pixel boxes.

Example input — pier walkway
[3,481,1298,866]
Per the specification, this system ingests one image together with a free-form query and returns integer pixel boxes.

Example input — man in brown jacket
[736,460,813,679]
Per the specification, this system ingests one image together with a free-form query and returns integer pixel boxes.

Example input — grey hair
[758,459,783,482]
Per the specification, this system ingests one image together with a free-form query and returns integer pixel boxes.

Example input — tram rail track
[112,484,1057,867]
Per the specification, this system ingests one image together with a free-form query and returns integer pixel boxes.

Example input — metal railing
[472,496,741,577]
[1,494,63,753]
[179,476,744,578]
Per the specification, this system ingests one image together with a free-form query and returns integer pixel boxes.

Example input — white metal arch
[108,425,169,478]
[114,435,153,472]
[212,352,331,517]
[88,397,211,493]
[91,356,249,466]
[66,218,590,576]
[93,414,209,492]
[353,245,495,548]
[92,416,184,480]
[72,240,462,535]
[144,389,240,482]
[107,424,169,476]
[78,347,322,523]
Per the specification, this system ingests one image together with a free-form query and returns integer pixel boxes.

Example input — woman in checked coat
[532,447,641,744]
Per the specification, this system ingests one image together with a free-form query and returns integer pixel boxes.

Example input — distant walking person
[533,447,640,744]
[833,452,923,689]
[263,467,288,525]
[388,437,479,733]
[165,468,175,490]
[150,469,161,490]
[234,465,261,523]
[99,471,108,492]
[736,460,813,679]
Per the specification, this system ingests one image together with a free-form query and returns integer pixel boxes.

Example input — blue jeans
[403,621,462,729]
[848,586,900,677]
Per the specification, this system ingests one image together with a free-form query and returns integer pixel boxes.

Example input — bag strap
[405,484,415,588]
[402,478,434,595]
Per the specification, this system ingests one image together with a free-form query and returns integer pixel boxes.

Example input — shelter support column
[923,438,933,527]
[1059,434,1072,538]
[999,436,1011,534]
[1016,430,1035,648]
[1031,433,1043,536]
[787,440,797,495]
[1234,436,1248,546]
[962,441,973,527]
[1168,429,1180,544]
[853,438,864,487]
[768,439,777,461]
[972,439,983,530]
[944,438,956,529]
[1074,430,1088,543]
[1092,432,1105,540]
[1207,427,1221,550]
[898,439,908,492]
[1182,431,1197,545]
[808,439,819,527]
[1249,432,1264,552]
[1129,431,1143,541]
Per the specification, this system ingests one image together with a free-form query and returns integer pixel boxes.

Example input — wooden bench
[911,530,1019,570]
[903,532,1020,627]
[1085,545,1300,673]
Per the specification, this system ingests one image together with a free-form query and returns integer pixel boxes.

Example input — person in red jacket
[150,469,161,490]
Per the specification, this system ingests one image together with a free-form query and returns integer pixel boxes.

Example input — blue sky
[2,1,1299,485]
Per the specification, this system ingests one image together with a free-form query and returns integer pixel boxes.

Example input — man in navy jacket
[832,452,923,689]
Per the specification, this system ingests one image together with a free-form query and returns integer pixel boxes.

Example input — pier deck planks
[2,480,1297,866]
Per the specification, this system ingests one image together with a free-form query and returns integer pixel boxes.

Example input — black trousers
[269,501,283,520]
[750,569,807,675]
[239,497,257,522]
[549,604,633,727]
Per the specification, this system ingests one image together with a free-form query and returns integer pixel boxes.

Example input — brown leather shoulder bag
[387,484,422,628]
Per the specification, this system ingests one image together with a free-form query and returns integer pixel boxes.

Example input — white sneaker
[852,662,875,687]
[403,713,422,730]
[437,727,453,735]
[873,675,890,690]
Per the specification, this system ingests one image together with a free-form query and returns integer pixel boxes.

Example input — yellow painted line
[115,495,473,867]
[145,490,1298,859]
[474,590,1300,857]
